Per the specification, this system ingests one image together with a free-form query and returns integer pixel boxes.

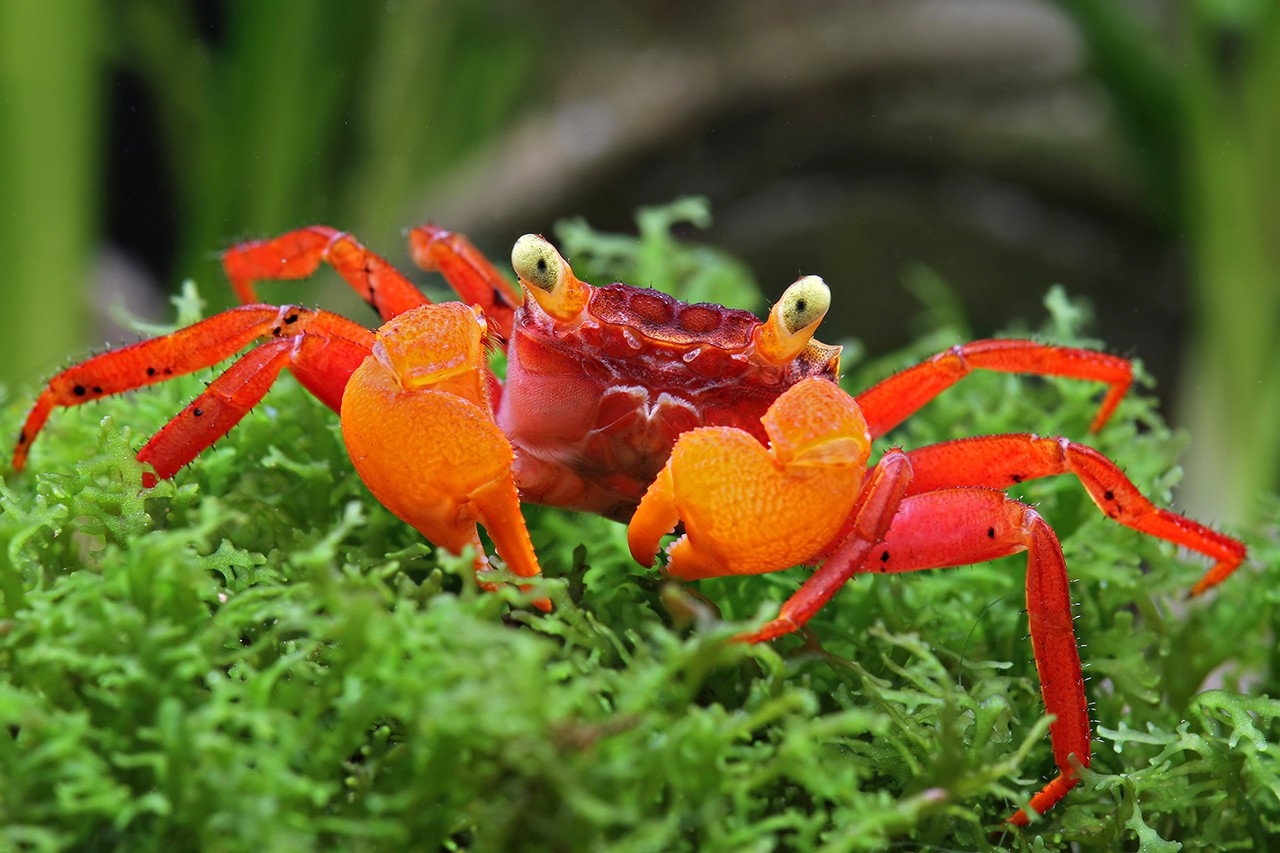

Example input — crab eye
[511,234,589,320]
[511,234,562,292]
[752,275,832,366]
[778,275,830,335]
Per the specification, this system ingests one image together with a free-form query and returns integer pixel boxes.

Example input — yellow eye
[752,275,832,366]
[511,234,562,293]
[511,234,589,321]
[778,275,830,335]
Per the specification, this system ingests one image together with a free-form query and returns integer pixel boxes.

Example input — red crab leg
[863,488,1086,827]
[222,225,525,340]
[13,305,374,484]
[737,449,913,644]
[408,225,523,340]
[855,340,1133,439]
[222,227,431,322]
[902,435,1247,595]
[742,484,1088,825]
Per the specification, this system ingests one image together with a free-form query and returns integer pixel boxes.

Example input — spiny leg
[222,226,430,321]
[14,305,374,481]
[854,488,1088,826]
[855,340,1133,439]
[138,328,372,487]
[902,434,1247,594]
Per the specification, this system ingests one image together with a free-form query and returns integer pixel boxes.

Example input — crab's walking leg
[747,484,1080,824]
[903,435,1247,594]
[13,305,373,478]
[856,340,1133,438]
[222,225,524,339]
[222,227,431,322]
[882,490,1086,826]
[737,449,913,643]
[885,489,1084,825]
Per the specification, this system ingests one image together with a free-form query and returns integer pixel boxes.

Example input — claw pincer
[628,378,870,580]
[341,303,544,600]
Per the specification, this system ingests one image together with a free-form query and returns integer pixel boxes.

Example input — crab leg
[222,227,431,322]
[855,340,1133,438]
[842,488,1087,826]
[222,225,524,339]
[13,305,373,475]
[902,435,1247,595]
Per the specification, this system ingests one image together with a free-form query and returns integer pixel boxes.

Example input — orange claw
[628,378,872,580]
[340,302,547,609]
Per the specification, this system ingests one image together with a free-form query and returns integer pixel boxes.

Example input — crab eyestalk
[512,234,590,321]
[752,275,832,366]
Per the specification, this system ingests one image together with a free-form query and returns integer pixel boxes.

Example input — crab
[12,223,1246,826]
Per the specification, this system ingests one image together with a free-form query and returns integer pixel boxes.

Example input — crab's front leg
[628,378,872,580]
[340,303,546,608]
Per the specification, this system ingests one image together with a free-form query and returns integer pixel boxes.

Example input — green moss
[1,201,1277,851]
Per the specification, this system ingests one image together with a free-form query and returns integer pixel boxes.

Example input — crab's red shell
[501,282,840,518]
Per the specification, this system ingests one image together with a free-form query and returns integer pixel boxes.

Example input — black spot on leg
[18,431,26,445]
[164,367,174,375]
[1104,490,1115,502]
[193,407,204,418]
[147,367,156,377]
[73,385,86,396]
[1011,473,1024,484]
[284,313,299,324]
[92,386,103,394]
[879,550,891,572]
[272,326,282,336]
[987,527,996,539]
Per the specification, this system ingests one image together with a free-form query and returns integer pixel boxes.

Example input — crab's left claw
[341,303,548,610]
[628,378,872,580]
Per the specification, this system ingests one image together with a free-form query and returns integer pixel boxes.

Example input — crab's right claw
[628,378,872,581]
[341,303,548,610]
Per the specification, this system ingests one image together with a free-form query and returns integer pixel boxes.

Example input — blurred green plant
[118,0,539,284]
[1,204,1275,850]
[1056,0,1280,524]
[0,1,541,389]
[555,196,764,310]
[0,1,103,397]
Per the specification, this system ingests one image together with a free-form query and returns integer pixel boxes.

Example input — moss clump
[1,200,1276,851]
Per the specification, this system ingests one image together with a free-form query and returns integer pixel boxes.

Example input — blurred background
[0,0,1275,524]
